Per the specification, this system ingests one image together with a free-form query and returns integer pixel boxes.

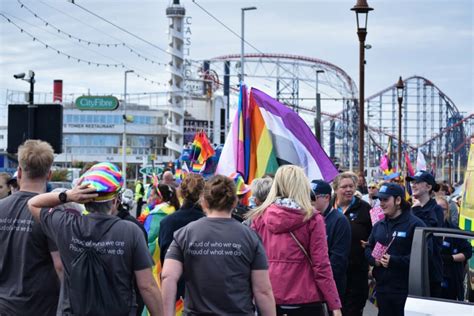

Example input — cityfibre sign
[75,96,119,111]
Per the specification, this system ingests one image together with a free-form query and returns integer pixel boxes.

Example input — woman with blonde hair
[248,165,342,316]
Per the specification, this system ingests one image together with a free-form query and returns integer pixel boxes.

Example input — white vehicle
[405,227,474,315]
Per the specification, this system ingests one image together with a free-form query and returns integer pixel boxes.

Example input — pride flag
[192,162,206,173]
[216,86,338,183]
[404,151,415,177]
[191,131,215,164]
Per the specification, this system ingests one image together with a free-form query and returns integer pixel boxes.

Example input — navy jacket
[332,196,372,271]
[412,198,444,283]
[159,201,205,265]
[441,220,473,300]
[323,205,351,300]
[365,209,426,294]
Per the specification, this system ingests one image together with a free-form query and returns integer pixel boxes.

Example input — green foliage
[51,169,69,181]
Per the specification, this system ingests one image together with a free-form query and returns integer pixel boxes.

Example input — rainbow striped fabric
[191,131,215,164]
[216,86,338,183]
[191,162,206,173]
[79,162,123,202]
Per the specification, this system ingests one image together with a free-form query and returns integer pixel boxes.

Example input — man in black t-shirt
[0,140,61,316]
[28,162,164,316]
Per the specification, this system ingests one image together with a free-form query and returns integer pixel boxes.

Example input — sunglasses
[368,186,377,189]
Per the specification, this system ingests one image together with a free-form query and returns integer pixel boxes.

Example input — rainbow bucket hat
[79,162,123,202]
[229,172,250,196]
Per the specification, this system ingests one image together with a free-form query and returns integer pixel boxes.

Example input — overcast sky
[0,0,472,115]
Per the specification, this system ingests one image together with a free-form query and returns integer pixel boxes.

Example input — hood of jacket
[263,202,309,234]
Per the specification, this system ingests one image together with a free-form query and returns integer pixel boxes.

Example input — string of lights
[0,12,167,87]
[16,0,168,67]
[69,0,170,56]
[36,0,205,75]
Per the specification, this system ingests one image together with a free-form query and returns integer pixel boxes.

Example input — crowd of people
[0,139,471,316]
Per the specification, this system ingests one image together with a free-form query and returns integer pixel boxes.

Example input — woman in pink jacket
[249,165,342,316]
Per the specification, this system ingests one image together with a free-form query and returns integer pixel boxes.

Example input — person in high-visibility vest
[135,179,145,218]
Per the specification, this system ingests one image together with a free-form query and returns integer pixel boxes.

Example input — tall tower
[165,0,186,158]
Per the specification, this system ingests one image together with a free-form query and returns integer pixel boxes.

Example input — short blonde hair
[18,140,54,179]
[247,165,314,221]
[332,171,358,190]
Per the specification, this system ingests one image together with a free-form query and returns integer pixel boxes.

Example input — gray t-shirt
[166,217,268,316]
[0,191,60,316]
[40,209,154,315]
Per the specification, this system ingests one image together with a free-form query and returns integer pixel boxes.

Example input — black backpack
[69,218,129,316]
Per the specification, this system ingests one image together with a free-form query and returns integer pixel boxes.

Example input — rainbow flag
[191,162,206,173]
[216,86,338,183]
[175,298,184,316]
[191,131,215,164]
[175,169,182,181]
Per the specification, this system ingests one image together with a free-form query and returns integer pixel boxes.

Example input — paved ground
[364,301,378,316]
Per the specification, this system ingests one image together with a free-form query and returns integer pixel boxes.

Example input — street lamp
[13,70,36,139]
[122,70,134,187]
[351,0,373,177]
[240,6,257,83]
[396,76,404,172]
[315,69,325,143]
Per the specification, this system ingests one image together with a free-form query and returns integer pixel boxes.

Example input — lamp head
[351,0,373,30]
[13,73,26,79]
[396,76,404,99]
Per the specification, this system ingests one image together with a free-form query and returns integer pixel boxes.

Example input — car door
[405,227,474,316]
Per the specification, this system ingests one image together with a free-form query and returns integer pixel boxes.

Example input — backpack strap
[96,218,120,242]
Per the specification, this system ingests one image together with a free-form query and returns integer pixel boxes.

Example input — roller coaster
[194,53,473,181]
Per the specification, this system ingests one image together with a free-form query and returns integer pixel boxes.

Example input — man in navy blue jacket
[407,171,444,298]
[311,179,351,302]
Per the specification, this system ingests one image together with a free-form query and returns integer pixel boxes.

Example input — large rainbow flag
[216,86,338,183]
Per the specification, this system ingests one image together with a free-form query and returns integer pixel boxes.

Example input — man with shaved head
[162,171,177,188]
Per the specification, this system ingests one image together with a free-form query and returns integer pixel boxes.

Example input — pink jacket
[251,203,342,311]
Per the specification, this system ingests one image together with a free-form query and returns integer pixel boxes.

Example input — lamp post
[122,70,134,186]
[13,70,36,139]
[315,69,325,143]
[396,76,404,172]
[351,0,373,177]
[240,6,257,83]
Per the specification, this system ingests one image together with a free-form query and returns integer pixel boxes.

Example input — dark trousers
[342,267,369,316]
[430,281,442,298]
[276,303,325,316]
[376,293,407,316]
[136,198,144,218]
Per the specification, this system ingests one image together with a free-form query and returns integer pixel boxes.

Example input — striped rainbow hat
[229,172,250,196]
[79,162,123,202]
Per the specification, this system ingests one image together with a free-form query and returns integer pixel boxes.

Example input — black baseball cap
[406,170,436,187]
[374,183,405,199]
[310,180,332,195]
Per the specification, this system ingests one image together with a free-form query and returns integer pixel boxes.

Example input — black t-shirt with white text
[0,191,60,316]
[166,217,268,316]
[40,209,154,315]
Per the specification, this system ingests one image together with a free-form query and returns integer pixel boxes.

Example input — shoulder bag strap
[289,231,313,265]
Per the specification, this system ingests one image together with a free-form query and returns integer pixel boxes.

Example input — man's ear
[17,167,22,180]
[47,170,52,181]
